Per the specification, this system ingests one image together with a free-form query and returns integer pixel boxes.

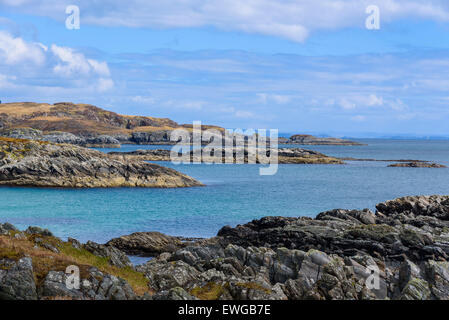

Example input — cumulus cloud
[0,31,113,94]
[0,30,46,65]
[2,0,449,42]
[51,44,111,77]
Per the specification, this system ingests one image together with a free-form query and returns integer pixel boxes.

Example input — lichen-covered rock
[83,241,132,268]
[0,257,38,300]
[0,222,18,235]
[39,268,137,300]
[25,226,54,237]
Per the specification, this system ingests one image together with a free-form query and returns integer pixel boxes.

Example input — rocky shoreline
[2,195,449,300]
[0,137,201,188]
[388,162,447,168]
[108,147,344,165]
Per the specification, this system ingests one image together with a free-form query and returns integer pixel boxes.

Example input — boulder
[107,232,186,256]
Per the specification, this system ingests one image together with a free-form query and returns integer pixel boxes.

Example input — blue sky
[1,0,449,136]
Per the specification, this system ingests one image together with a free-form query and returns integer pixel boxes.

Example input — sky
[1,1,449,137]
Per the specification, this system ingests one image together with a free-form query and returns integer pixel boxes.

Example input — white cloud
[3,0,449,42]
[258,93,291,104]
[96,78,114,92]
[338,94,384,110]
[0,31,114,94]
[51,45,111,77]
[0,30,46,65]
[367,94,383,107]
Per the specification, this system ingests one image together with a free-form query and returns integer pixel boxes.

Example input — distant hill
[0,102,222,136]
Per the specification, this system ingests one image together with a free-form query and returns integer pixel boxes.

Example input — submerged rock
[0,137,202,188]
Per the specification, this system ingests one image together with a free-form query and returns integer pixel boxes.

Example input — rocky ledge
[281,134,364,146]
[108,147,344,165]
[0,137,201,188]
[2,195,449,300]
[388,162,447,168]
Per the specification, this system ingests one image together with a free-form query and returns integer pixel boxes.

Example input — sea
[1,139,449,245]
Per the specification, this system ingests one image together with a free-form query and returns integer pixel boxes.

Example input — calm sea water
[1,139,449,244]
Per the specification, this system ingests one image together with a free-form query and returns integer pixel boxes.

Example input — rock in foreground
[3,195,449,300]
[0,137,201,188]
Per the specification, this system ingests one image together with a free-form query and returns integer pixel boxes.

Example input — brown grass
[0,234,150,296]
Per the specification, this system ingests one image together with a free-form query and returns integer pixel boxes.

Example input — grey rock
[83,241,132,268]
[0,257,38,300]
[26,226,53,237]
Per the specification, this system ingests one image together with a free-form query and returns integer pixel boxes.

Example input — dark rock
[25,226,54,237]
[388,162,446,168]
[107,232,186,256]
[0,222,18,235]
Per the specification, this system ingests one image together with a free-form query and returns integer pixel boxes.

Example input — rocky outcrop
[38,268,137,300]
[216,196,449,262]
[107,232,187,256]
[0,137,202,188]
[109,147,344,165]
[131,195,449,300]
[388,162,447,168]
[83,241,132,268]
[284,134,363,146]
[3,195,449,300]
[0,225,146,300]
[0,257,38,300]
[0,128,120,148]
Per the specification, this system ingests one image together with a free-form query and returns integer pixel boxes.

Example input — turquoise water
[1,139,449,243]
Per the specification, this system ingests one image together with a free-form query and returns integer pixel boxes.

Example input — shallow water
[0,139,448,243]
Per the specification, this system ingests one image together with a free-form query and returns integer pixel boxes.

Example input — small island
[281,134,364,146]
[108,147,344,165]
[388,162,447,168]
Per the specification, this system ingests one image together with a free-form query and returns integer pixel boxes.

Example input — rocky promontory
[0,137,201,188]
[108,147,344,165]
[388,162,447,168]
[282,134,364,146]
